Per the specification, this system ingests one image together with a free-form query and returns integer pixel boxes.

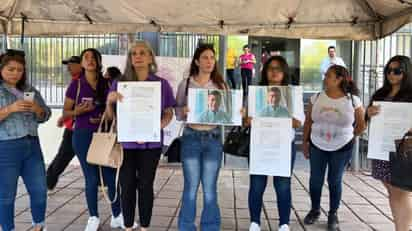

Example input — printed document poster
[250,117,293,177]
[367,101,412,160]
[248,86,304,121]
[117,82,161,142]
[187,88,243,126]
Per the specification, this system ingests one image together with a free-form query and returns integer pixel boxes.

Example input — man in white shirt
[320,46,346,80]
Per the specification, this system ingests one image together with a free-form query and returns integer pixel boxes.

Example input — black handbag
[223,126,250,158]
[164,137,181,163]
[390,131,412,191]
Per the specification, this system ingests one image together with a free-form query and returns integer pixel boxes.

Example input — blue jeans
[178,127,222,231]
[72,129,121,217]
[248,142,296,226]
[0,136,47,231]
[309,142,353,213]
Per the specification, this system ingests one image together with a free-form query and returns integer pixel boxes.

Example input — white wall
[38,109,79,165]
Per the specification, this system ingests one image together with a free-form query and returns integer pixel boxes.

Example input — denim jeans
[72,128,121,218]
[309,142,353,213]
[178,127,222,231]
[248,142,296,226]
[0,136,47,231]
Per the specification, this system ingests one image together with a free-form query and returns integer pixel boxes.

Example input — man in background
[46,56,81,190]
[320,46,346,80]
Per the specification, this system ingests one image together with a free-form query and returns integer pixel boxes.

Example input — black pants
[241,68,252,95]
[226,69,235,89]
[46,129,75,184]
[120,148,161,228]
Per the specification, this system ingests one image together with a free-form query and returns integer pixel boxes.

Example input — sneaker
[84,216,100,231]
[327,212,339,231]
[279,224,290,231]
[110,213,138,229]
[249,222,261,231]
[303,209,320,225]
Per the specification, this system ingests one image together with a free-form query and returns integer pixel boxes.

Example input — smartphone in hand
[23,92,35,101]
[81,97,93,106]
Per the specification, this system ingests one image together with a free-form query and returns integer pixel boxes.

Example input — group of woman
[0,40,411,231]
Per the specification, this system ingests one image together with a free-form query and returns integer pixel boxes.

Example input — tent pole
[20,13,28,48]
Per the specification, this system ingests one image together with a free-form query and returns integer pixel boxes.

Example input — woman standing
[303,65,366,231]
[248,56,304,231]
[239,44,256,96]
[176,44,227,231]
[0,50,51,231]
[63,48,123,231]
[106,41,175,231]
[366,55,412,231]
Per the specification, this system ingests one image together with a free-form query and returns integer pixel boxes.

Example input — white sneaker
[110,213,138,229]
[84,216,100,231]
[249,222,261,231]
[279,224,290,231]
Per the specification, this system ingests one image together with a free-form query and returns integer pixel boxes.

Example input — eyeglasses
[386,67,403,76]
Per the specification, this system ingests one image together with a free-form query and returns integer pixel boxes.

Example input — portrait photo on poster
[248,85,304,120]
[187,88,243,126]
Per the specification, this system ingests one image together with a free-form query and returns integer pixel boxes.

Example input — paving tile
[12,166,397,230]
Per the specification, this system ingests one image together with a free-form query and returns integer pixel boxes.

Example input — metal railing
[1,32,219,107]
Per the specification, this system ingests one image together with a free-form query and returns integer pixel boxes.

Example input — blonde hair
[121,40,158,81]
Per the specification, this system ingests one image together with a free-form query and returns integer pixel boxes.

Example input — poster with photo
[187,89,243,126]
[248,86,304,121]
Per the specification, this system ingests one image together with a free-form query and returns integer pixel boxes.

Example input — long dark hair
[106,66,121,80]
[189,44,225,89]
[0,53,27,91]
[259,56,290,86]
[80,48,108,105]
[371,55,412,101]
[327,65,359,96]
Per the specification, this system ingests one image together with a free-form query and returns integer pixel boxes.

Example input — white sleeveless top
[310,92,362,151]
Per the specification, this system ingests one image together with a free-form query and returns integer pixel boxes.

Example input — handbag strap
[98,164,121,204]
[73,80,81,126]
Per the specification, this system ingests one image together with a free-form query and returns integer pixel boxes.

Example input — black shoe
[46,174,58,190]
[327,212,339,231]
[304,209,320,225]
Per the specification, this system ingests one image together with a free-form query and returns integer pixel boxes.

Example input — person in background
[104,66,121,88]
[46,55,81,190]
[0,49,51,231]
[320,46,346,80]
[226,48,237,89]
[239,44,256,96]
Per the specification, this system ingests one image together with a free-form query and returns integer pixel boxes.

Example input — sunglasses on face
[386,67,403,76]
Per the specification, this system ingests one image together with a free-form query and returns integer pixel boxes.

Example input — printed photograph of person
[258,87,290,117]
[198,90,231,123]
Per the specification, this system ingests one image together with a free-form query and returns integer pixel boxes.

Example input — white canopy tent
[1,0,412,40]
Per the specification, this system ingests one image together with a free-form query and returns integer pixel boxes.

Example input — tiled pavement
[13,163,400,231]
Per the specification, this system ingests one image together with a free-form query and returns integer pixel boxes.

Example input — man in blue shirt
[198,90,231,123]
[258,87,290,117]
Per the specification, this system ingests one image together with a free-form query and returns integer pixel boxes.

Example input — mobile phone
[23,92,34,101]
[81,97,93,105]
